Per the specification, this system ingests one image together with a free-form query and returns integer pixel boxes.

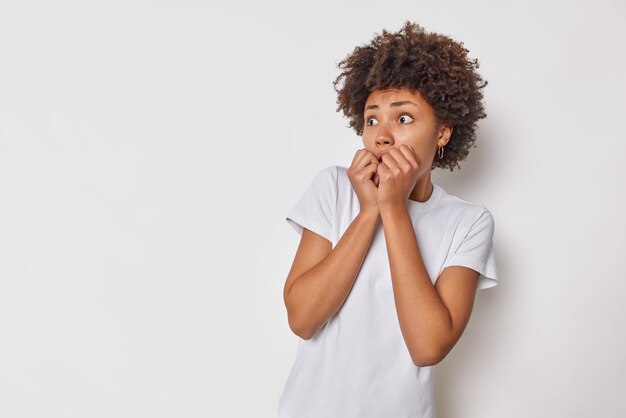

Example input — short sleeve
[285,165,337,244]
[443,208,499,290]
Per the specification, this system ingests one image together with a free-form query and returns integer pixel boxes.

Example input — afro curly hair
[333,21,488,172]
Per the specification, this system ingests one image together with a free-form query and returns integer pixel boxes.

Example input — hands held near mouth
[347,144,421,215]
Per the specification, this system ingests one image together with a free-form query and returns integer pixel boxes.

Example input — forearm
[288,209,380,339]
[380,206,452,365]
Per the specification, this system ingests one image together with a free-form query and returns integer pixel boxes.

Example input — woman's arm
[380,206,479,367]
[283,209,379,340]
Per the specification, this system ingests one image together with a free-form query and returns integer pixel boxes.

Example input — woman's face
[362,87,452,176]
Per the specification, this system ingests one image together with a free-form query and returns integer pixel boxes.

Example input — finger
[397,144,419,170]
[377,161,389,181]
[362,149,378,166]
[384,148,414,177]
[358,149,379,167]
[357,150,379,171]
[387,147,412,169]
[380,152,402,174]
[350,148,367,168]
[357,160,379,181]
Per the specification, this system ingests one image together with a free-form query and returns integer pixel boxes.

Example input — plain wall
[1,1,625,417]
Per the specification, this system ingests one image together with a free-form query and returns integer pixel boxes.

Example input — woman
[279,21,498,418]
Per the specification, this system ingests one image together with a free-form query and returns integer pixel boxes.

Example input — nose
[376,123,394,147]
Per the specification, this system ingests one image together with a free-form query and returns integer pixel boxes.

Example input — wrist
[358,206,380,220]
[379,202,409,219]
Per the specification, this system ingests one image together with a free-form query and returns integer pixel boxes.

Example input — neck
[409,173,433,203]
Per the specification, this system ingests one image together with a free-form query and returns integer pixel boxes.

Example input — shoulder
[320,165,351,191]
[435,186,495,228]
[334,165,351,186]
[316,165,339,180]
[305,165,339,190]
[334,165,356,195]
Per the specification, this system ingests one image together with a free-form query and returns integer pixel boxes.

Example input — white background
[1,1,625,417]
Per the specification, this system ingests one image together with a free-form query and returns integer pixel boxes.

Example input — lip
[376,151,390,160]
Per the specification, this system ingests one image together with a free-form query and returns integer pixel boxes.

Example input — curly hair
[333,21,488,171]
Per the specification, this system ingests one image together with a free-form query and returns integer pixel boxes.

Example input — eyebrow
[365,100,418,110]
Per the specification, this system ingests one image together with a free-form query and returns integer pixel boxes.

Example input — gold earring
[438,145,444,159]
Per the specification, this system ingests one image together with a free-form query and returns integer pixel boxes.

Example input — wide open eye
[366,116,379,126]
[399,114,414,124]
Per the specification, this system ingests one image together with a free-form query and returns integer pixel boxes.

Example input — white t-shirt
[278,165,498,418]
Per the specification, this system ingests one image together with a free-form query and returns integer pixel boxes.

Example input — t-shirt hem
[286,212,333,244]
[442,255,498,290]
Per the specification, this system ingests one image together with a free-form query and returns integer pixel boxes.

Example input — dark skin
[350,87,452,208]
[333,21,488,173]
[283,86,480,364]
[346,87,479,365]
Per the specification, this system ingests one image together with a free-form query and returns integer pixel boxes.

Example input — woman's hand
[347,149,380,215]
[376,144,420,212]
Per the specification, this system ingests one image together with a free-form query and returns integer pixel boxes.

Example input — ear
[438,124,454,146]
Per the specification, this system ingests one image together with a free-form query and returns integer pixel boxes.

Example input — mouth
[376,151,389,161]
